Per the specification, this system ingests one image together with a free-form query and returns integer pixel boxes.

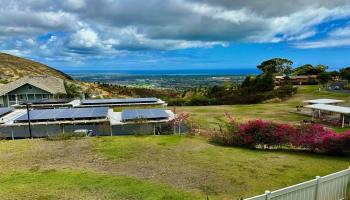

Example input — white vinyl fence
[245,167,350,200]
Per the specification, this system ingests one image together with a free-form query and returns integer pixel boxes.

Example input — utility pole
[25,103,32,138]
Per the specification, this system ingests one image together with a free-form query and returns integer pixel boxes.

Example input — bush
[343,84,350,90]
[237,120,296,149]
[211,115,350,155]
[317,132,350,154]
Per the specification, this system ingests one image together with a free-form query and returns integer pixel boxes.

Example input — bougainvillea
[211,114,350,155]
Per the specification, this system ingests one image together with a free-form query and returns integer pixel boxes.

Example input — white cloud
[1,0,350,62]
[294,38,350,49]
[69,28,100,48]
[329,26,350,37]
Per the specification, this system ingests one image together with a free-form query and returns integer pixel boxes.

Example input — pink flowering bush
[293,124,334,152]
[316,132,350,154]
[211,113,350,155]
[237,120,296,149]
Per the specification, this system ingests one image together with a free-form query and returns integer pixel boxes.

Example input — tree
[253,72,275,92]
[257,58,293,75]
[317,72,332,86]
[292,64,327,75]
[64,82,82,98]
[340,67,350,81]
[241,76,253,88]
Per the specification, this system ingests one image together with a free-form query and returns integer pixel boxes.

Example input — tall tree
[317,72,332,86]
[257,58,293,75]
[293,64,328,75]
[340,67,350,81]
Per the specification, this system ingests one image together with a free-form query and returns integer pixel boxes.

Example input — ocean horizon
[64,68,259,76]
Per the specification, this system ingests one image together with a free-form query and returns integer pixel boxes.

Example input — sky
[1,0,350,71]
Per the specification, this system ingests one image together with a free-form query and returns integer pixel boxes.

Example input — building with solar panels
[0,107,112,138]
[9,97,166,110]
[77,97,166,108]
[0,76,66,107]
[110,108,176,135]
[0,106,176,138]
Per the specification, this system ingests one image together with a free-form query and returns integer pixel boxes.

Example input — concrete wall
[0,121,185,139]
[111,122,173,135]
[0,122,111,138]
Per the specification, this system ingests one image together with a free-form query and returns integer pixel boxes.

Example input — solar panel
[91,107,109,118]
[81,97,159,105]
[55,109,75,119]
[0,107,14,117]
[14,107,109,123]
[121,109,169,122]
[25,99,72,105]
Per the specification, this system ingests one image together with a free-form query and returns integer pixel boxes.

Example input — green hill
[0,53,72,84]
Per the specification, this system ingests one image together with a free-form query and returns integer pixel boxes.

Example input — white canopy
[305,104,350,114]
[303,98,345,104]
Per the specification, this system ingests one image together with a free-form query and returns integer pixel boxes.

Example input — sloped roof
[305,104,350,114]
[0,76,66,96]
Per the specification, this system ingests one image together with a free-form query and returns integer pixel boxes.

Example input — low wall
[0,122,111,138]
[0,121,187,138]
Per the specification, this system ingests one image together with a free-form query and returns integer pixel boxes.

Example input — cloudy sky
[1,0,350,71]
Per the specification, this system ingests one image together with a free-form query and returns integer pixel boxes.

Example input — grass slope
[0,170,197,200]
[0,52,72,83]
[0,136,348,199]
[176,85,350,130]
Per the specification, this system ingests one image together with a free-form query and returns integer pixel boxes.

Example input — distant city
[67,68,258,90]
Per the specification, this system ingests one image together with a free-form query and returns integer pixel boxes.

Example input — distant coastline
[64,68,259,76]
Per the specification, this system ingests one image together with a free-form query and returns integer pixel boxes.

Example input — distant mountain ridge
[0,53,72,84]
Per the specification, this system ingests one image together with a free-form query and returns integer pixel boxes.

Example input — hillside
[0,53,73,84]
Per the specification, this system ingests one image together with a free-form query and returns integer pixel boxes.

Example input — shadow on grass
[208,141,350,160]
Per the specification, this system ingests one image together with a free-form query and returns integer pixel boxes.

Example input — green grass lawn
[0,136,349,199]
[0,85,349,199]
[0,170,197,200]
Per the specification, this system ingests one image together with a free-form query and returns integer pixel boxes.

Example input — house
[275,75,318,85]
[0,76,66,107]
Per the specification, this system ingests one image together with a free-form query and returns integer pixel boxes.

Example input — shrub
[211,115,350,155]
[237,120,296,149]
[343,84,350,90]
[317,132,350,154]
[293,124,334,152]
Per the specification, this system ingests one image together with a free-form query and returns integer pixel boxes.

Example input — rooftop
[305,104,350,114]
[0,76,66,96]
[303,98,345,104]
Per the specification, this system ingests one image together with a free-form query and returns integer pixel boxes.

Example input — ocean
[64,68,259,76]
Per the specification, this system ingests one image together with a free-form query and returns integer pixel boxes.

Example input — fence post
[265,190,271,200]
[314,176,321,200]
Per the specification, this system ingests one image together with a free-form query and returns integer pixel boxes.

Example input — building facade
[0,76,66,107]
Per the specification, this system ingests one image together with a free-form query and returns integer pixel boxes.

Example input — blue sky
[1,0,350,71]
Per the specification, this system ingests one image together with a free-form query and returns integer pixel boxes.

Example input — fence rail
[245,167,350,200]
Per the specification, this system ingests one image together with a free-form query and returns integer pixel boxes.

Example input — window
[8,95,16,101]
[42,94,49,99]
[28,85,33,90]
[18,94,26,100]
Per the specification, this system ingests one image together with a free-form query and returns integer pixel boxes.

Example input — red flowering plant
[210,112,240,146]
[293,124,335,152]
[211,113,350,155]
[316,132,350,154]
[238,120,296,149]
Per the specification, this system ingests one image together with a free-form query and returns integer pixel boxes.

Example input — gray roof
[0,76,66,96]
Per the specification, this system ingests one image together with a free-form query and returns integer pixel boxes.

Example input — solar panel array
[121,109,169,122]
[28,99,73,105]
[14,107,109,123]
[81,97,159,105]
[0,107,14,117]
